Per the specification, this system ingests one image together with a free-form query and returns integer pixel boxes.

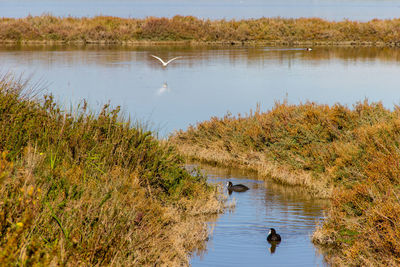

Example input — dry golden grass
[176,143,330,197]
[2,15,400,46]
[0,74,225,266]
[171,100,400,265]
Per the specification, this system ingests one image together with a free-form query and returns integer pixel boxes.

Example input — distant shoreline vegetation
[1,15,400,46]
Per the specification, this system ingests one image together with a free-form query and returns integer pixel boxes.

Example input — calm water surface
[1,0,400,21]
[1,45,400,135]
[190,164,328,266]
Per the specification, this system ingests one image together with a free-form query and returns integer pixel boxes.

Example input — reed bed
[171,101,400,265]
[2,15,400,46]
[0,74,225,266]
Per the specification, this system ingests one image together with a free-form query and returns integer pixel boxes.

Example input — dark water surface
[190,164,328,267]
[1,45,399,135]
[1,0,400,21]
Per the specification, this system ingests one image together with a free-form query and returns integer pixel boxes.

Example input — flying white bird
[151,55,182,67]
[306,48,312,51]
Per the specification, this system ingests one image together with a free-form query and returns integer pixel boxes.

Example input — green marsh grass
[171,101,400,265]
[0,74,225,266]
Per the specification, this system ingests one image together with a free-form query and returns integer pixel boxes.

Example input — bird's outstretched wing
[165,56,182,65]
[151,55,167,65]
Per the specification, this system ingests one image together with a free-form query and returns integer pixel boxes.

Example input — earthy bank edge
[2,15,400,46]
[171,101,400,266]
[0,75,225,266]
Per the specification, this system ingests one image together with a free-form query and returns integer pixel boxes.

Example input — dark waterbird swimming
[226,181,249,192]
[267,228,281,242]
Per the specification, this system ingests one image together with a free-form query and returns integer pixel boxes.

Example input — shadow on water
[189,163,329,267]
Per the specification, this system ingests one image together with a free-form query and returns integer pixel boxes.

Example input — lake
[1,0,400,21]
[0,45,399,136]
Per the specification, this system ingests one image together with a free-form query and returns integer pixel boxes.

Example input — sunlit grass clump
[0,75,224,266]
[171,101,400,265]
[1,15,400,45]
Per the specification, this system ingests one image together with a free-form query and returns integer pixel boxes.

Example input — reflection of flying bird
[151,55,182,67]
[157,82,170,95]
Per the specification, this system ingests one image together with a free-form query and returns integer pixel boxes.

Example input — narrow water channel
[190,164,328,266]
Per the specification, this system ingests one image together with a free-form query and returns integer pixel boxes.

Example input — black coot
[267,228,281,242]
[226,181,249,192]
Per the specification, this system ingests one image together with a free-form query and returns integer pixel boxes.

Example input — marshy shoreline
[171,101,400,266]
[2,15,400,47]
[2,39,400,48]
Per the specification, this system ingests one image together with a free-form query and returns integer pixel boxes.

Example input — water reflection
[157,82,170,95]
[268,241,280,254]
[190,163,328,266]
[2,44,400,66]
[1,44,399,135]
